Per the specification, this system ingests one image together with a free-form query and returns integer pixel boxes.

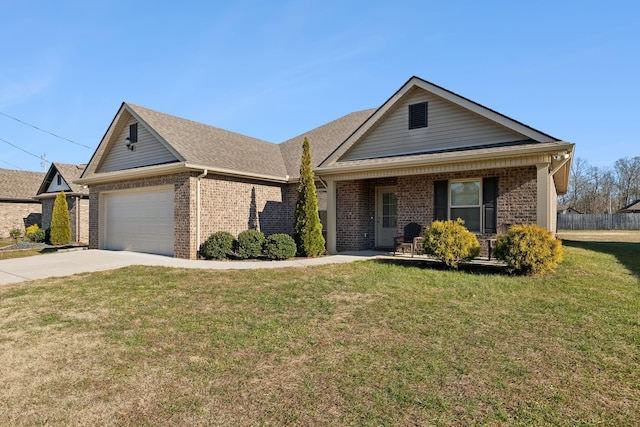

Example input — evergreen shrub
[236,229,265,259]
[423,219,480,269]
[493,224,563,275]
[200,231,236,260]
[263,234,297,260]
[26,224,46,243]
[50,191,72,245]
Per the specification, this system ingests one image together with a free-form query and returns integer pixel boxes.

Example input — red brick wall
[336,166,537,254]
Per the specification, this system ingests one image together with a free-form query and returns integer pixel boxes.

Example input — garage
[101,187,174,256]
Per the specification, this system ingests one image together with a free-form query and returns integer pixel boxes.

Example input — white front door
[376,186,397,248]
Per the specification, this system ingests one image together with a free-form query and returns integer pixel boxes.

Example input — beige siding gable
[97,115,179,173]
[341,87,529,161]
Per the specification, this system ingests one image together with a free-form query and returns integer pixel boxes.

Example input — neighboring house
[618,199,640,213]
[35,163,89,243]
[557,204,582,215]
[76,76,575,259]
[0,168,45,238]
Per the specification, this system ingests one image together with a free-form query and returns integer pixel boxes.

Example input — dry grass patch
[0,239,639,425]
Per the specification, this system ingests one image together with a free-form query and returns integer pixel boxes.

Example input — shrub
[200,231,236,260]
[26,224,46,243]
[236,229,265,259]
[263,234,297,260]
[423,219,480,269]
[9,227,22,243]
[493,224,563,275]
[293,137,325,257]
[50,191,71,245]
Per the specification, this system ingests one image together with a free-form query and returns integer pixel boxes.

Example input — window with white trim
[449,179,481,232]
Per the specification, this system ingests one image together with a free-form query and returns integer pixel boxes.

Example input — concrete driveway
[0,249,380,286]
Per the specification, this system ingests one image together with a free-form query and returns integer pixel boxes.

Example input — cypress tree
[50,190,72,245]
[294,137,325,257]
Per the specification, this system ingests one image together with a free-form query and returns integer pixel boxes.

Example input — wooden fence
[557,213,640,230]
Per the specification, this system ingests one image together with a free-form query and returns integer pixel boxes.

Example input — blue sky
[1,1,638,172]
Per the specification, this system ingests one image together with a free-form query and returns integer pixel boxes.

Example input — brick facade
[336,166,537,255]
[0,202,41,238]
[89,172,297,259]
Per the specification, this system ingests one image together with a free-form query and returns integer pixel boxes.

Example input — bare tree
[614,156,640,208]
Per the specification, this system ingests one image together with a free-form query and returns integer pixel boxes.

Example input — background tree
[562,155,639,213]
[293,137,325,257]
[50,190,72,245]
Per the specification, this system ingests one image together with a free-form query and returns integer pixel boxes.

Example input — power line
[0,111,93,149]
[0,159,23,170]
[0,136,46,161]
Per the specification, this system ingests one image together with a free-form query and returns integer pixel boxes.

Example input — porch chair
[393,222,423,257]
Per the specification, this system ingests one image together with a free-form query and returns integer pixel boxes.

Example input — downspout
[75,195,80,243]
[196,169,208,258]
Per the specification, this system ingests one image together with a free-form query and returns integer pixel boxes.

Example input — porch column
[536,162,551,231]
[326,178,337,254]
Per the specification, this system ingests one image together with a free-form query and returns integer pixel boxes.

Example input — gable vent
[129,123,138,143]
[408,102,428,129]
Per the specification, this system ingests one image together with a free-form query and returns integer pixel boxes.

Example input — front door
[376,186,397,248]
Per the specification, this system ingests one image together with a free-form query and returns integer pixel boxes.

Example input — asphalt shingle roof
[0,169,45,201]
[279,109,376,179]
[127,103,288,178]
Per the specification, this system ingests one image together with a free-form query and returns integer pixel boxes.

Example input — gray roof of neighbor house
[0,168,45,202]
[618,199,640,213]
[36,163,88,197]
[127,103,288,178]
[279,109,377,179]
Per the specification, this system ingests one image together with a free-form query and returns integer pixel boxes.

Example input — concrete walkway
[0,249,383,286]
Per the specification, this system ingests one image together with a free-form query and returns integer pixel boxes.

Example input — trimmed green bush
[263,234,297,260]
[236,230,265,259]
[493,224,563,275]
[50,191,72,245]
[423,219,480,269]
[200,231,236,260]
[26,224,46,243]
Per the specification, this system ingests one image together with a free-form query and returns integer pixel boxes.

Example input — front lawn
[0,238,638,425]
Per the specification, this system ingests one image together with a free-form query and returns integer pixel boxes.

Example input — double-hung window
[434,177,498,234]
[450,179,481,232]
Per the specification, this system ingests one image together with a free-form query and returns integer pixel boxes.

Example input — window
[450,180,481,232]
[382,192,397,228]
[56,174,62,186]
[434,177,498,234]
[408,102,428,129]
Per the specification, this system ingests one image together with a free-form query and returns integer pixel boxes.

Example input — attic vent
[408,102,428,129]
[128,123,138,143]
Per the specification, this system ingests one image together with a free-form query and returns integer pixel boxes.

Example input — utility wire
[0,159,23,170]
[0,136,46,161]
[0,111,93,149]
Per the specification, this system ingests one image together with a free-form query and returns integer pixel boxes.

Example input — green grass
[0,238,638,425]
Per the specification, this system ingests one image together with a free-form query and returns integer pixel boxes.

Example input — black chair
[393,222,423,256]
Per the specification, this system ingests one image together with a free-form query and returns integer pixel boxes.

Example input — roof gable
[37,163,88,196]
[321,76,559,167]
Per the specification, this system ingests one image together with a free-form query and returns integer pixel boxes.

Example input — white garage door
[102,188,174,256]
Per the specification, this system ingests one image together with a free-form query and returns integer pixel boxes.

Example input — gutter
[316,141,575,176]
[196,169,208,257]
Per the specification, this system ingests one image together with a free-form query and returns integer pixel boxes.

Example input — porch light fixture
[125,137,135,151]
[553,152,569,161]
